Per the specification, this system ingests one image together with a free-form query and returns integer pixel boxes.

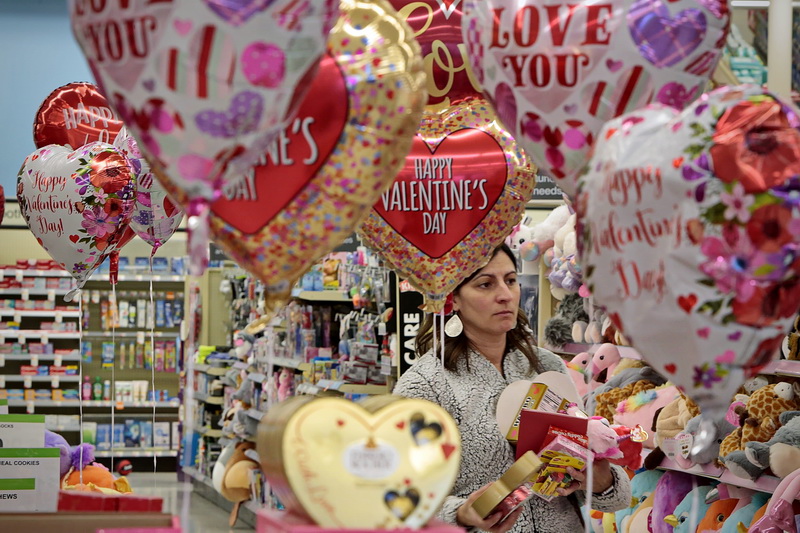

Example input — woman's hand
[456,483,525,533]
[556,459,614,497]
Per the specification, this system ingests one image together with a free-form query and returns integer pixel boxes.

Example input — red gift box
[257,510,466,533]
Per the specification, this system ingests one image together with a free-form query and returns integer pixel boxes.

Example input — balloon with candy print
[205,0,427,316]
[68,0,339,204]
[359,97,536,312]
[389,0,482,106]
[576,85,800,453]
[461,0,729,196]
[16,143,137,299]
[33,82,124,150]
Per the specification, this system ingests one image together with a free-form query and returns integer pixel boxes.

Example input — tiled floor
[128,472,255,533]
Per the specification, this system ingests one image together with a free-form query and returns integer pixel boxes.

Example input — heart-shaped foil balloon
[577,85,800,423]
[203,0,427,314]
[258,395,461,529]
[461,0,729,196]
[359,97,536,311]
[16,143,137,296]
[68,0,338,203]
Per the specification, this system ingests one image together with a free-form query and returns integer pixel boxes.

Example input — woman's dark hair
[414,243,543,374]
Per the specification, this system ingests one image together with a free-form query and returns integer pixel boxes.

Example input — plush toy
[62,444,132,494]
[652,471,704,533]
[587,416,624,460]
[566,352,591,398]
[719,382,800,461]
[614,384,681,450]
[543,293,589,350]
[585,363,666,419]
[783,313,800,360]
[664,484,717,533]
[673,414,736,468]
[724,410,800,480]
[696,498,739,532]
[609,424,645,471]
[616,469,665,533]
[277,367,294,402]
[212,442,238,493]
[593,373,662,423]
[507,222,538,275]
[221,442,260,526]
[322,257,341,288]
[589,344,621,384]
[230,331,255,363]
[719,492,769,533]
[45,429,72,479]
[643,393,702,470]
[525,204,571,265]
[749,468,800,532]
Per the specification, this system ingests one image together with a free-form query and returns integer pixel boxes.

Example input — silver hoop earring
[444,314,463,337]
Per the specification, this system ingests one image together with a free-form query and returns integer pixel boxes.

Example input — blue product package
[96,424,112,450]
[82,341,93,363]
[152,257,168,272]
[165,300,174,328]
[118,256,130,271]
[153,422,170,448]
[156,300,165,327]
[124,419,141,447]
[171,257,185,274]
[113,424,125,448]
[139,421,153,448]
[134,257,149,271]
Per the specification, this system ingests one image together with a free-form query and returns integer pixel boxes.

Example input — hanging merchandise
[114,128,184,254]
[359,98,536,312]
[460,0,730,196]
[207,0,427,316]
[33,81,124,149]
[390,0,481,106]
[16,142,137,299]
[577,85,800,454]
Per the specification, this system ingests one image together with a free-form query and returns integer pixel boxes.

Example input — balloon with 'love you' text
[577,85,800,425]
[462,0,730,196]
[359,98,536,312]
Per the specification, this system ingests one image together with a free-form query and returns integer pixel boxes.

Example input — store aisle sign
[532,173,565,203]
[0,448,59,512]
[0,415,45,448]
[397,283,424,376]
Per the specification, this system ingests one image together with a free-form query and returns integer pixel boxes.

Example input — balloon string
[181,281,199,532]
[78,289,84,485]
[440,311,445,369]
[432,312,438,366]
[149,255,157,488]
[584,450,593,533]
[111,282,117,474]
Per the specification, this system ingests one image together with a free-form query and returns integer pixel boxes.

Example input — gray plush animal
[543,293,589,349]
[680,414,736,466]
[584,365,667,417]
[725,410,800,480]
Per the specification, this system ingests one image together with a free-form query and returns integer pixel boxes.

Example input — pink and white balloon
[577,86,800,430]
[461,0,730,196]
[16,143,137,296]
[68,0,339,203]
[114,130,184,253]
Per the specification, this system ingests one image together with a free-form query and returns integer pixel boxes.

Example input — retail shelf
[247,372,267,384]
[1,289,72,296]
[45,424,81,432]
[0,269,71,278]
[194,364,231,376]
[0,330,80,339]
[232,361,249,370]
[88,273,185,283]
[83,330,178,338]
[291,290,351,302]
[2,375,80,382]
[194,392,225,405]
[1,352,81,361]
[0,309,80,317]
[268,356,311,371]
[6,399,179,408]
[315,379,389,394]
[198,427,223,438]
[560,343,642,360]
[658,457,779,494]
[245,408,265,421]
[94,449,178,458]
[759,359,800,378]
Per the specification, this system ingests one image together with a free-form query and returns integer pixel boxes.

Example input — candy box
[531,435,589,501]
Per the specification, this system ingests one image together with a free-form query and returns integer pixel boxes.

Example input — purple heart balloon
[204,0,277,26]
[195,91,264,138]
[628,0,707,68]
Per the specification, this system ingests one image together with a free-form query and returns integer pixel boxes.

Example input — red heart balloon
[211,56,348,235]
[360,98,536,311]
[373,129,507,258]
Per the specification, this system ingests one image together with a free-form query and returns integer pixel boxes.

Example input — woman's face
[452,251,520,338]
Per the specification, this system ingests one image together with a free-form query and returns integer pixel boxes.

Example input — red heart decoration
[677,294,698,313]
[210,56,347,235]
[373,129,507,258]
[69,235,80,243]
[441,443,457,460]
[664,364,677,374]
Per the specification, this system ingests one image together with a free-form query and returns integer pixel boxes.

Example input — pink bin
[257,510,466,533]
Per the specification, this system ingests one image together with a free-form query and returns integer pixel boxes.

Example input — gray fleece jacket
[393,347,632,533]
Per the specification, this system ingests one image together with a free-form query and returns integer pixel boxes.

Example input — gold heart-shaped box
[258,395,461,529]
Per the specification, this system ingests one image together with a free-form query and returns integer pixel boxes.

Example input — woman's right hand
[455,483,524,533]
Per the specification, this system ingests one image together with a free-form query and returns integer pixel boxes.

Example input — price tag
[55,312,63,323]
[26,401,34,414]
[14,313,21,323]
[378,322,387,336]
[51,376,60,388]
[41,335,49,345]
[0,354,5,368]
[30,355,39,367]
[0,376,5,388]
[47,290,55,302]
[136,331,145,344]
[21,289,29,301]
[15,271,23,282]
[116,401,125,410]
[54,355,62,367]
[18,335,26,345]
[24,376,33,389]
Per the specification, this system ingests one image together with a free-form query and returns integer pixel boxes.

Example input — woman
[393,244,631,533]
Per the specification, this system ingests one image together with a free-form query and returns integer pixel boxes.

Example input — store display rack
[7,399,180,408]
[1,352,81,361]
